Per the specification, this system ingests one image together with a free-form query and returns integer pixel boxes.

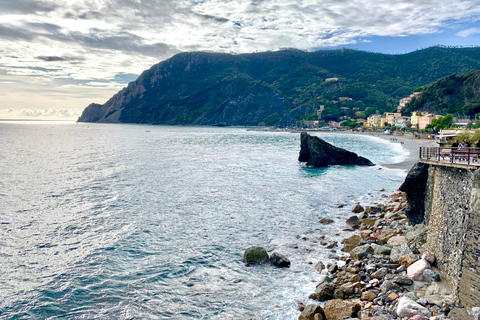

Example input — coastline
[340,131,438,172]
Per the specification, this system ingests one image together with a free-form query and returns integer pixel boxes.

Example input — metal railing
[419,147,480,165]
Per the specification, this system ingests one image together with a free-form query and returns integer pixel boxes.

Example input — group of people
[451,139,480,148]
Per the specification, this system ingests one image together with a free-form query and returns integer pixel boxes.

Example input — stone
[398,162,429,225]
[361,290,377,302]
[298,304,324,320]
[447,307,470,320]
[323,299,361,320]
[313,314,323,320]
[350,274,361,283]
[407,316,426,320]
[388,292,399,301]
[352,203,365,213]
[405,223,427,244]
[326,241,338,249]
[361,218,376,227]
[387,235,408,246]
[374,245,392,255]
[333,289,344,300]
[390,243,415,263]
[346,215,361,226]
[269,252,290,267]
[422,269,440,282]
[399,254,414,267]
[380,280,402,293]
[393,276,414,286]
[350,245,374,260]
[342,235,361,252]
[243,246,269,264]
[298,132,375,167]
[314,261,325,273]
[396,297,431,318]
[319,218,334,225]
[407,259,431,281]
[371,267,388,279]
[359,230,372,239]
[339,282,355,296]
[377,230,397,244]
[404,292,419,301]
[297,301,306,311]
[315,282,335,301]
[421,252,435,265]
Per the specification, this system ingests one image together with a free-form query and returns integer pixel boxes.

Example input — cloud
[18,108,80,117]
[457,27,480,38]
[0,0,59,14]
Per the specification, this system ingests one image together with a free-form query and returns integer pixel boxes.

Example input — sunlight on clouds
[457,27,480,38]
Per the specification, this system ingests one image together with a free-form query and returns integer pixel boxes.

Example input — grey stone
[352,203,364,213]
[448,307,470,320]
[315,282,335,301]
[374,246,392,255]
[371,267,388,279]
[379,280,402,294]
[298,304,323,320]
[350,245,374,260]
[390,243,414,263]
[314,261,325,273]
[403,292,419,301]
[319,218,334,224]
[393,276,414,286]
[346,215,361,226]
[423,268,440,282]
[404,223,427,244]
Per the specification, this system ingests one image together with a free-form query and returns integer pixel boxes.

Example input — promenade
[419,146,480,168]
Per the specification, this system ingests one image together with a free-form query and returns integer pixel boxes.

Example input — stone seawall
[408,162,480,308]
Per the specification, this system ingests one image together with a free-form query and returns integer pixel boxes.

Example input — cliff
[298,132,374,167]
[78,47,480,126]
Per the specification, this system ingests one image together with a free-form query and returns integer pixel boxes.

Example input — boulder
[390,243,415,263]
[361,290,377,302]
[269,252,291,268]
[346,215,361,226]
[387,235,408,246]
[298,304,324,320]
[361,218,376,227]
[315,282,335,301]
[350,244,374,260]
[319,218,334,225]
[396,297,431,318]
[298,132,375,167]
[377,230,397,244]
[243,246,268,264]
[314,261,325,273]
[407,259,431,281]
[374,245,392,255]
[323,299,361,320]
[380,280,402,293]
[423,269,440,282]
[342,234,361,253]
[399,163,429,225]
[352,203,364,213]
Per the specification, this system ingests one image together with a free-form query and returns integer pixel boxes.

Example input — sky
[1,0,480,120]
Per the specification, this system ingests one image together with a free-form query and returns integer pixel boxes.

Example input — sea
[0,121,409,319]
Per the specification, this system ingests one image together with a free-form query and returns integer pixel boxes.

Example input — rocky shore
[296,189,477,320]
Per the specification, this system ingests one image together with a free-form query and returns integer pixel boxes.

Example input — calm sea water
[0,122,407,319]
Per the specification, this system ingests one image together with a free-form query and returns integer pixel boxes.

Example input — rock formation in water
[298,132,374,167]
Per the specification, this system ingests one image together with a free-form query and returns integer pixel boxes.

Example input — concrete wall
[422,163,480,307]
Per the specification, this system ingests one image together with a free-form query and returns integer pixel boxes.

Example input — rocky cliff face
[298,132,374,167]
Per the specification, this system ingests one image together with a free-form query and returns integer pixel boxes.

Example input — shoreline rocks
[296,190,469,320]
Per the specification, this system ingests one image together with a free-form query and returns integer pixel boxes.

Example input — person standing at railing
[451,140,459,148]
[459,140,468,149]
[475,140,480,148]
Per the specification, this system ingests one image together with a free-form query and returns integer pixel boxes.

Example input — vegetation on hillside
[78,46,480,126]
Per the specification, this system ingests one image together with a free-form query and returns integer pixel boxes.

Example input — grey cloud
[0,0,59,14]
[36,56,85,62]
[0,24,34,41]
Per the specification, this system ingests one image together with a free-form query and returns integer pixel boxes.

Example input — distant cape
[298,132,374,167]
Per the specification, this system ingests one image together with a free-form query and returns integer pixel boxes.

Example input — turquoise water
[0,122,407,319]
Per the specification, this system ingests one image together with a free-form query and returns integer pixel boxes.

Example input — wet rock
[323,299,361,320]
[350,244,374,260]
[407,259,431,281]
[243,246,269,264]
[319,218,334,225]
[298,132,374,167]
[315,282,335,301]
[269,252,291,268]
[352,203,364,213]
[396,297,431,318]
[342,235,361,252]
[298,304,324,320]
[314,261,325,273]
[346,215,361,227]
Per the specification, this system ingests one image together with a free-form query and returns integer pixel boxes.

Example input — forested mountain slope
[78,46,480,126]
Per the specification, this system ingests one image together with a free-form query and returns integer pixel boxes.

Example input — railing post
[451,148,454,163]
[468,148,471,165]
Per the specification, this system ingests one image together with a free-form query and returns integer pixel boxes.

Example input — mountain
[402,71,480,117]
[78,46,480,126]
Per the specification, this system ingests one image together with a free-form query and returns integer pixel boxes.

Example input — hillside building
[411,111,429,128]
